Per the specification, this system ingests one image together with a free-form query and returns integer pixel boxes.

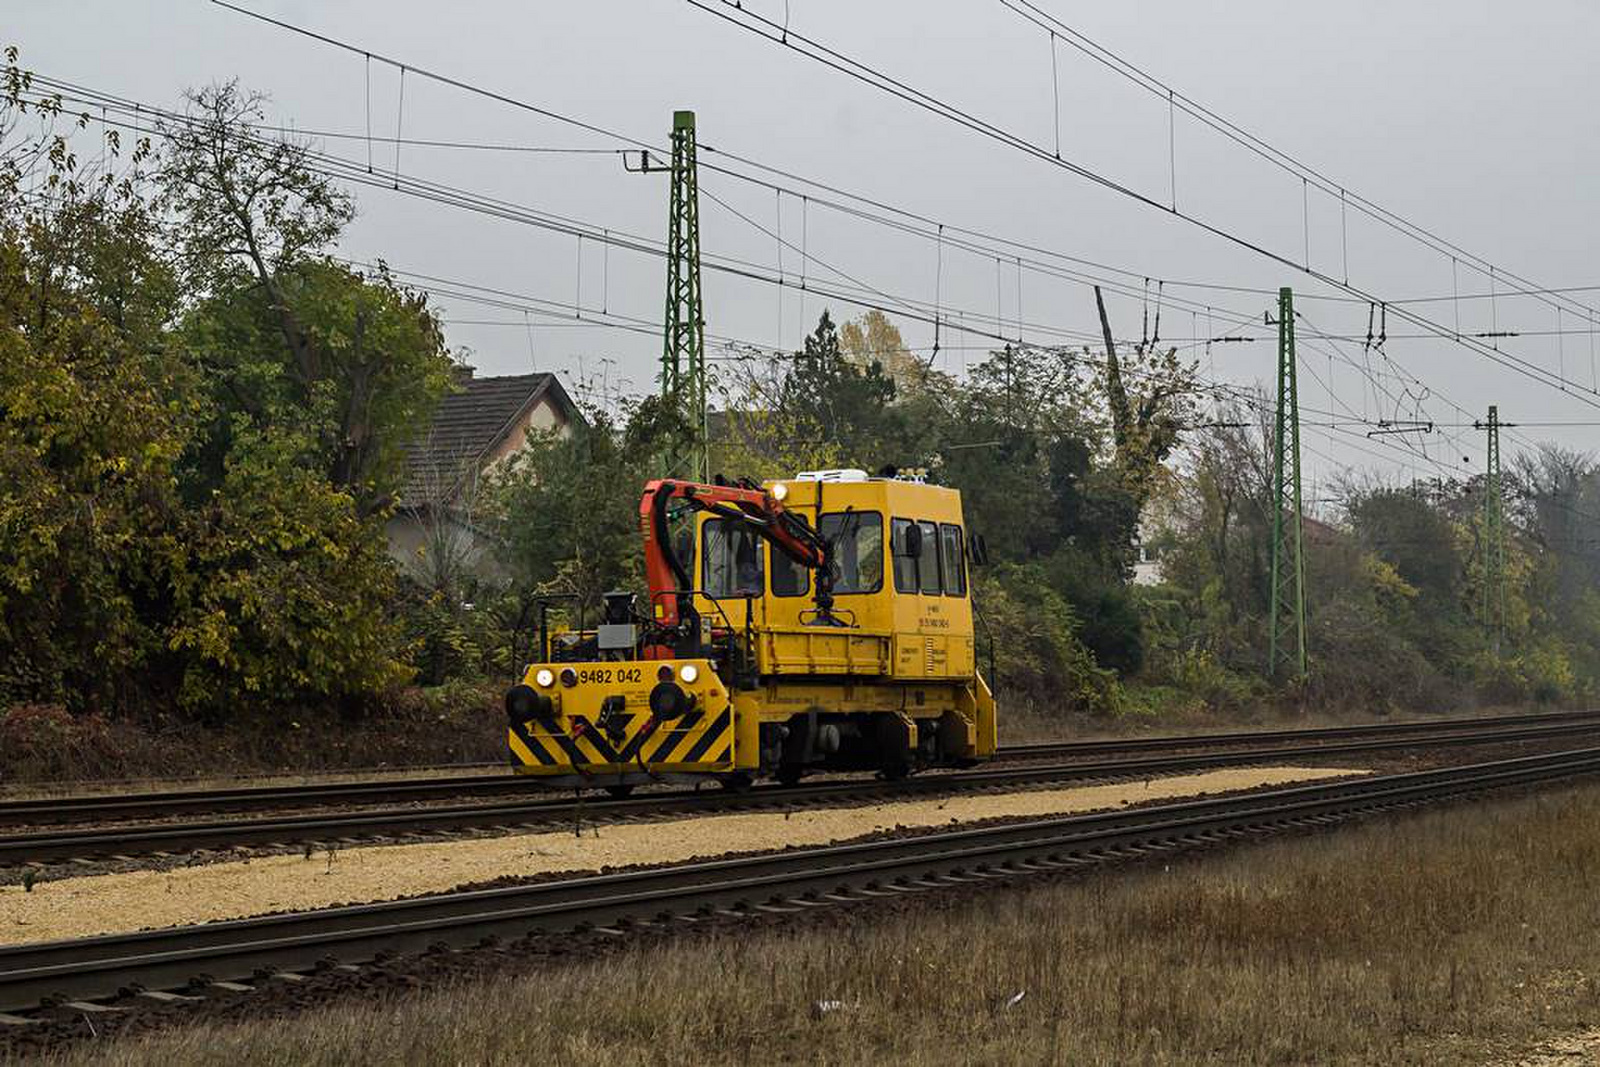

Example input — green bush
[1471,642,1581,706]
[973,563,1122,715]
[1306,594,1451,712]
[397,580,522,687]
[1166,648,1262,711]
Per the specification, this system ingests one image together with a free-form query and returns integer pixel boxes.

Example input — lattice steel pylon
[1268,286,1308,679]
[1481,404,1506,651]
[661,110,708,481]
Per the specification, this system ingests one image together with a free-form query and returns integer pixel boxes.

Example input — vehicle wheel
[720,772,755,794]
[879,762,911,782]
[604,784,635,799]
[776,764,804,787]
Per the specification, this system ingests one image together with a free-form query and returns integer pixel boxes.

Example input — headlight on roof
[770,482,789,501]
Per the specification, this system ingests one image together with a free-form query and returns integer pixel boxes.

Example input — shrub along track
[3,711,1600,871]
[3,745,1600,1046]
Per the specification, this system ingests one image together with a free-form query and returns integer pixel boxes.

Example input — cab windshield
[702,517,764,599]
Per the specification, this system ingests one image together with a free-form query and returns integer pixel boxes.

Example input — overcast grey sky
[11,1,1600,493]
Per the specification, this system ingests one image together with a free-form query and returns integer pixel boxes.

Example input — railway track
[4,744,1599,1021]
[4,714,1599,866]
[4,706,1597,829]
[1011,706,1600,757]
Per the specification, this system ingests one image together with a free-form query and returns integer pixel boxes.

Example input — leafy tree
[159,84,452,515]
[709,403,844,482]
[840,309,923,393]
[1349,485,1463,604]
[0,189,189,708]
[777,310,899,466]
[936,344,1088,560]
[177,258,453,512]
[0,61,442,718]
[492,407,665,617]
[1514,447,1600,615]
[1090,286,1201,577]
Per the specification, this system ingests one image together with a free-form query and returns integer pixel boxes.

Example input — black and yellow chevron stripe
[509,710,734,772]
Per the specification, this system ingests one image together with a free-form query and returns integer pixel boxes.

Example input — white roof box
[793,468,870,483]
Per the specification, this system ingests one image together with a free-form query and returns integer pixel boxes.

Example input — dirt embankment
[0,686,508,791]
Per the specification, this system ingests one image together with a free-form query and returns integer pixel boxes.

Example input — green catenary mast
[661,110,707,481]
[1481,404,1505,651]
[1268,286,1308,679]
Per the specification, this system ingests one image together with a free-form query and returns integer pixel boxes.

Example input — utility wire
[31,94,1536,483]
[197,3,1292,342]
[33,14,1583,479]
[688,0,1600,407]
[28,75,1289,366]
[204,0,1517,466]
[13,85,1578,488]
[26,71,1277,358]
[997,0,1600,331]
[24,79,1129,354]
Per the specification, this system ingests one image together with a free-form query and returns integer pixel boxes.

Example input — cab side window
[917,520,942,595]
[940,523,966,596]
[890,518,919,593]
[891,516,951,595]
[818,511,884,594]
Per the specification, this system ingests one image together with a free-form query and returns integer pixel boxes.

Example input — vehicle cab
[505,468,996,792]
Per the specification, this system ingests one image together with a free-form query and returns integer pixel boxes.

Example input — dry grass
[26,782,1600,1066]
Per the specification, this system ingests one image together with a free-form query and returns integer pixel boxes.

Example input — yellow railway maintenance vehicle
[504,468,997,793]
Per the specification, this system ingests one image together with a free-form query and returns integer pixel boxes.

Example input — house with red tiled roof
[387,367,579,582]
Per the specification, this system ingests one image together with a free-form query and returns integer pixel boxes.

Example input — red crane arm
[638,478,832,626]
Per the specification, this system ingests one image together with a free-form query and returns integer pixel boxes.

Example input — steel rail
[3,745,1599,1014]
[1009,706,1600,757]
[4,707,1597,827]
[3,717,1599,865]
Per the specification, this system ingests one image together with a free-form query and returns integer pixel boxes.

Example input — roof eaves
[445,374,562,500]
